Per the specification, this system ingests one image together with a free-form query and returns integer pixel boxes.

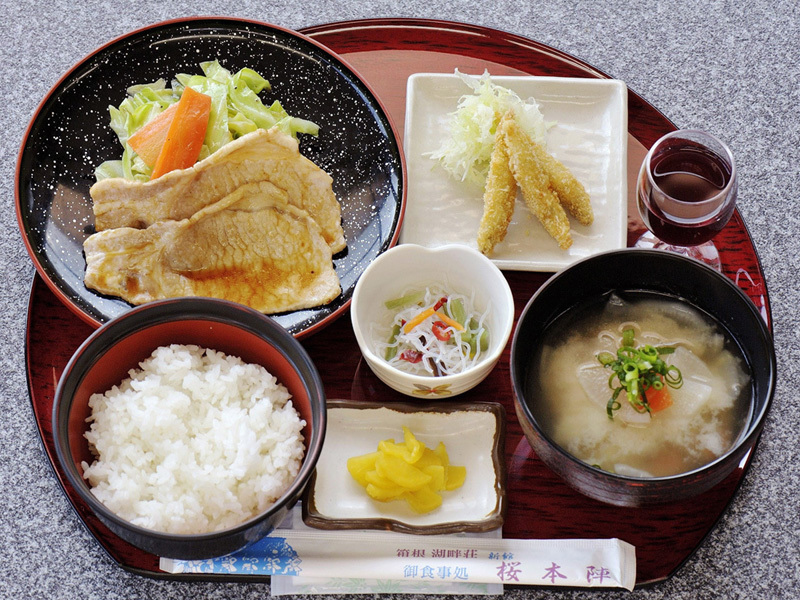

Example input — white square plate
[402,73,628,271]
[302,400,506,534]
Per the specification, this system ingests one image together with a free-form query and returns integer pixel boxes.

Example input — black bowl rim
[510,248,776,485]
[52,296,327,544]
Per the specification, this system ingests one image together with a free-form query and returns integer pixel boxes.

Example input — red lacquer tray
[25,18,771,587]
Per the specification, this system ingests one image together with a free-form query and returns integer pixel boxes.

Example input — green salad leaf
[95,60,319,182]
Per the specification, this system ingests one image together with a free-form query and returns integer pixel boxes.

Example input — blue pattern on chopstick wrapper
[177,537,302,575]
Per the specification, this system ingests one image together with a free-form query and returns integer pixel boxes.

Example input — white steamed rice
[81,344,306,535]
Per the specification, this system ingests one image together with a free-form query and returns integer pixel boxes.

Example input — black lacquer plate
[15,16,405,337]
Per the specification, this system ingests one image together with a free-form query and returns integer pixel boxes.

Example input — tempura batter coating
[499,114,573,250]
[530,141,594,226]
[477,133,517,255]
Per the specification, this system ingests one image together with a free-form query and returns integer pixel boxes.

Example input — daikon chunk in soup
[527,293,751,478]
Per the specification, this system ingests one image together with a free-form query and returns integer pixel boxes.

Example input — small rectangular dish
[402,72,628,272]
[302,400,506,534]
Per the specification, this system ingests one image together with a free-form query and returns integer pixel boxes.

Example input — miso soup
[526,293,752,478]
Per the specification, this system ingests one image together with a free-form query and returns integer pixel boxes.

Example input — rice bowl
[82,344,306,535]
[52,297,326,560]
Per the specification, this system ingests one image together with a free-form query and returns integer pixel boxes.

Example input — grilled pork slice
[90,128,346,253]
[84,181,341,314]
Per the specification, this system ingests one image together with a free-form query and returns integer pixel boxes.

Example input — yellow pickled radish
[346,426,466,513]
[413,447,443,470]
[404,486,443,513]
[403,426,424,461]
[433,441,450,466]
[364,468,400,489]
[445,465,467,490]
[366,482,406,501]
[422,464,446,491]
[346,451,380,487]
[377,452,433,490]
[378,439,421,464]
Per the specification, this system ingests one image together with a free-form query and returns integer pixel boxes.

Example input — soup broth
[527,293,752,478]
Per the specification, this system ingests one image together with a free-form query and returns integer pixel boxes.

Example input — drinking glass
[635,129,737,271]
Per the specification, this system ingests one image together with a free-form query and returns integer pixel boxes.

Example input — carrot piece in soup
[150,87,212,179]
[127,102,179,167]
[645,381,673,413]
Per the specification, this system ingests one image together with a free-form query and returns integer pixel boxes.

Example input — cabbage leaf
[95,60,318,182]
[426,69,551,187]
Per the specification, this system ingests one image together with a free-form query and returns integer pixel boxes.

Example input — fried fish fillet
[499,113,573,250]
[84,181,341,313]
[529,140,594,226]
[90,128,346,253]
[477,132,517,255]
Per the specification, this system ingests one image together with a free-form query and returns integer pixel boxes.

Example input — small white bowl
[351,244,514,398]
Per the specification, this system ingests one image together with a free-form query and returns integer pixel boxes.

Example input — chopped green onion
[606,388,623,419]
[597,351,616,366]
[622,328,635,347]
[597,328,683,420]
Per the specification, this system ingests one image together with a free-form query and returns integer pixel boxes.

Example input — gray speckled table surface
[2,1,798,599]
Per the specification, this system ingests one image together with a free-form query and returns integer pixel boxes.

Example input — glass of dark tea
[636,129,737,271]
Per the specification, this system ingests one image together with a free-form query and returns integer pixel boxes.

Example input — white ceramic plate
[303,400,506,534]
[402,73,628,271]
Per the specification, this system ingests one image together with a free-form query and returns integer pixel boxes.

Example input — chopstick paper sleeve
[161,529,637,591]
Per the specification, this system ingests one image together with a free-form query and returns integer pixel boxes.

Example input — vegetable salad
[377,286,490,377]
[96,60,318,182]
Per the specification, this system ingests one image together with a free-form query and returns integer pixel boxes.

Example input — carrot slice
[127,102,179,167]
[149,87,212,180]
[402,306,436,334]
[433,310,464,331]
[645,380,673,413]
